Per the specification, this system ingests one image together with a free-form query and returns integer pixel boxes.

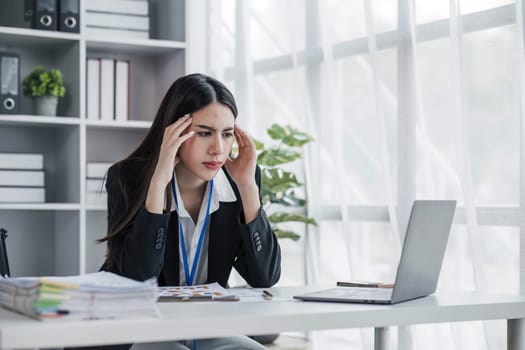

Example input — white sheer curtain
[203,0,521,349]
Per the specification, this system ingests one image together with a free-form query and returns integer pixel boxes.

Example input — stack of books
[0,271,159,320]
[0,153,45,203]
[86,162,112,205]
[85,0,150,40]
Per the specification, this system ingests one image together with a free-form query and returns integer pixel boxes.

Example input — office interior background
[0,0,522,349]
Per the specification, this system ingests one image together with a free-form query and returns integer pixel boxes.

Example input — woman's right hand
[146,114,194,213]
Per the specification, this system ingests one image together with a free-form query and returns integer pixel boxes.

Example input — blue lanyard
[171,177,214,286]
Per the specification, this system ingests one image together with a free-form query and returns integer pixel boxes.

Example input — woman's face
[177,102,235,181]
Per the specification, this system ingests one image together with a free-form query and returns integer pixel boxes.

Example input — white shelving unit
[0,0,186,277]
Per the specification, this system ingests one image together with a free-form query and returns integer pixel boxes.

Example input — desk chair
[0,228,9,277]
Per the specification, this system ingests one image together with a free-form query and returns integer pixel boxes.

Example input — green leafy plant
[255,124,317,241]
[22,65,66,98]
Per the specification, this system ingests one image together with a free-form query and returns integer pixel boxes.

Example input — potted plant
[22,65,66,116]
[255,124,317,241]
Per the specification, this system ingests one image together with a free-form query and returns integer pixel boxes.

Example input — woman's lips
[203,161,222,170]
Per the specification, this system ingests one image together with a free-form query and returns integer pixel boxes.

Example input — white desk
[1,287,525,350]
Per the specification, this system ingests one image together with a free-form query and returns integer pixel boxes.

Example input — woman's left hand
[225,125,257,187]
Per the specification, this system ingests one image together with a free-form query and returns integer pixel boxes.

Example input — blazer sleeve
[233,166,282,288]
[105,164,170,281]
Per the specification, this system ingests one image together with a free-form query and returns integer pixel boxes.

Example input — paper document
[158,283,273,302]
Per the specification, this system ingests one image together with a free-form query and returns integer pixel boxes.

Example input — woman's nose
[209,136,225,155]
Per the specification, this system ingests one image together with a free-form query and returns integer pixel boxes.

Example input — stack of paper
[0,271,159,320]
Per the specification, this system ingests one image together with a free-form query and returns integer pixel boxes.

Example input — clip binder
[0,52,20,114]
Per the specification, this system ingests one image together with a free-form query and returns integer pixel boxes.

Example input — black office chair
[0,228,10,277]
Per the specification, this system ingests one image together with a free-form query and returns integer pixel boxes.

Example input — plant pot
[32,95,58,116]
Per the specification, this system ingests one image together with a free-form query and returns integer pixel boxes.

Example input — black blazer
[101,163,281,288]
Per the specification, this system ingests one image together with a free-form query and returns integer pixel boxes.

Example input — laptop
[293,200,456,304]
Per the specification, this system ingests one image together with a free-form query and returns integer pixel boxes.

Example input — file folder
[0,52,20,114]
[58,0,79,33]
[34,0,57,31]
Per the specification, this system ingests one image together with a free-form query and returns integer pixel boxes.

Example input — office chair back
[0,228,10,277]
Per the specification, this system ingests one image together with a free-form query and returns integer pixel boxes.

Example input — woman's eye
[223,132,234,138]
[197,131,212,137]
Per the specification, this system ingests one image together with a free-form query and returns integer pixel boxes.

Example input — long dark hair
[99,73,238,243]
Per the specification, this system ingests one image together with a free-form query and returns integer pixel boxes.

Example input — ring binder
[58,0,79,33]
[0,52,20,115]
[34,0,57,31]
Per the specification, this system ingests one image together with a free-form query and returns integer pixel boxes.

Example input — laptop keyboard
[330,287,393,299]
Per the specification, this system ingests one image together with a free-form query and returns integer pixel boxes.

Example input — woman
[100,73,281,349]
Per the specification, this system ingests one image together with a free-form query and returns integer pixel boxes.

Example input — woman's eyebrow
[195,124,234,132]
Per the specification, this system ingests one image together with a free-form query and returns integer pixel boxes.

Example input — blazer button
[253,231,260,239]
[155,243,162,250]
[256,245,262,252]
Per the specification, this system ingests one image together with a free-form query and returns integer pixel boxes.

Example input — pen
[262,290,273,300]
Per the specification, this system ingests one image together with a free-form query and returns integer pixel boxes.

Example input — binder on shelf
[85,12,149,31]
[0,187,45,203]
[58,0,79,33]
[0,52,20,115]
[0,170,44,187]
[115,60,129,122]
[85,0,149,16]
[99,59,115,121]
[0,153,43,170]
[34,0,57,31]
[0,0,35,29]
[86,58,100,121]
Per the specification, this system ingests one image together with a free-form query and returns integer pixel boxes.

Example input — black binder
[34,0,57,31]
[0,0,35,28]
[58,0,79,33]
[0,52,20,114]
[0,228,10,277]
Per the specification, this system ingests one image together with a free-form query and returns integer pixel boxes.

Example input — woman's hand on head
[151,114,194,188]
[225,125,257,188]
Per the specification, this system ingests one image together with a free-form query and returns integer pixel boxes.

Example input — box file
[87,162,112,178]
[85,12,149,31]
[0,153,43,170]
[85,0,149,16]
[115,60,130,122]
[0,170,44,187]
[84,27,149,40]
[99,59,115,121]
[0,187,45,202]
[86,178,106,192]
[86,59,100,121]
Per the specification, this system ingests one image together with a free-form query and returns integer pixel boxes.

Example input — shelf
[0,115,80,127]
[0,26,80,49]
[86,119,152,130]
[0,203,81,211]
[86,37,186,55]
